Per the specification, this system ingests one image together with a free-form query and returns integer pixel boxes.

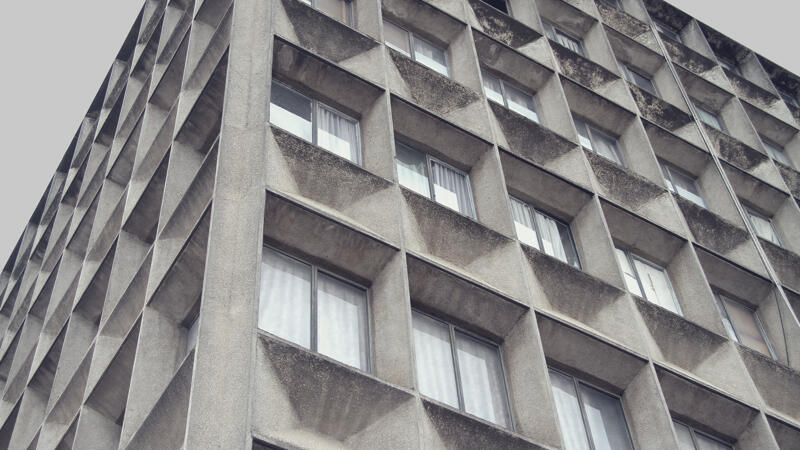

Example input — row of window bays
[268,76,790,362]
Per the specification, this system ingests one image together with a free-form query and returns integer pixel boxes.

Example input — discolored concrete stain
[551,45,617,91]
[585,150,666,210]
[389,50,481,115]
[777,164,800,199]
[662,39,715,76]
[759,238,800,292]
[628,84,693,131]
[674,194,749,254]
[726,74,780,110]
[489,102,574,164]
[703,126,768,171]
[466,0,540,49]
[596,2,655,48]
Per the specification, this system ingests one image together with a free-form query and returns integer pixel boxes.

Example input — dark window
[480,0,509,14]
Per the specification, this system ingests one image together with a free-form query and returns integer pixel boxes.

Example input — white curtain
[455,332,511,428]
[432,161,475,218]
[259,248,312,348]
[396,144,431,197]
[412,312,459,408]
[270,82,313,142]
[748,212,780,245]
[579,383,634,450]
[720,297,772,356]
[504,84,539,123]
[413,36,449,77]
[555,30,584,56]
[316,273,368,370]
[632,259,680,314]
[614,248,642,297]
[573,118,593,149]
[535,212,568,263]
[317,105,360,163]
[482,70,505,105]
[549,370,591,450]
[592,132,622,165]
[510,197,539,249]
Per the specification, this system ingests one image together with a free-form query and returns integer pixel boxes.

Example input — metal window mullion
[495,341,516,432]
[426,155,436,202]
[573,379,598,450]
[311,266,319,352]
[449,325,466,411]
[753,310,777,359]
[530,206,546,253]
[311,100,319,147]
[627,251,649,301]
[408,31,416,63]
[498,78,510,109]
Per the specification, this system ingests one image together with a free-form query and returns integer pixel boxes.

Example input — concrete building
[1,0,800,447]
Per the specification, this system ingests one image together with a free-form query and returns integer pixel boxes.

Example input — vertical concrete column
[182,0,272,448]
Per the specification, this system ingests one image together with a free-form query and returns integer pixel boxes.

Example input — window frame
[744,206,784,247]
[411,308,515,430]
[478,0,511,16]
[599,0,623,11]
[383,20,450,77]
[716,54,742,77]
[620,64,659,97]
[714,292,775,359]
[692,100,727,133]
[779,89,800,109]
[672,419,733,450]
[573,115,626,166]
[509,195,581,269]
[481,68,540,123]
[270,79,363,165]
[259,244,373,373]
[548,365,636,450]
[761,136,793,168]
[395,142,477,219]
[654,20,682,43]
[542,20,586,57]
[659,160,707,208]
[617,246,683,316]
[299,0,355,26]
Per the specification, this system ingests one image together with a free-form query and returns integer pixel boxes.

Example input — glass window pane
[396,144,431,197]
[555,29,585,56]
[574,117,593,149]
[579,384,634,450]
[431,161,475,218]
[510,197,539,249]
[316,273,369,370]
[630,70,657,96]
[632,258,680,314]
[535,211,569,263]
[715,295,738,342]
[315,0,348,23]
[660,163,675,192]
[383,21,411,55]
[412,312,459,408]
[747,210,781,245]
[695,432,733,450]
[655,22,682,43]
[557,219,581,268]
[413,36,449,77]
[549,370,591,450]
[317,104,360,163]
[673,422,697,450]
[763,139,793,167]
[615,248,642,297]
[591,128,623,165]
[505,83,539,123]
[722,297,772,357]
[482,70,505,105]
[695,103,724,131]
[185,316,199,356]
[455,332,511,428]
[259,248,312,348]
[670,168,706,208]
[270,82,313,142]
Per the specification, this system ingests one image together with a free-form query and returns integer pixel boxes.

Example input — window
[715,292,774,358]
[716,55,741,77]
[258,246,370,371]
[549,368,634,450]
[659,161,706,208]
[479,0,509,14]
[185,314,199,356]
[573,116,625,165]
[482,70,539,123]
[654,21,682,43]
[779,89,800,109]
[614,247,682,315]
[543,21,586,57]
[599,0,622,10]
[509,196,580,268]
[395,143,477,218]
[692,101,726,132]
[745,207,783,247]
[620,64,658,97]
[412,310,512,428]
[383,20,449,77]
[762,137,793,168]
[298,0,352,25]
[673,421,733,450]
[269,81,362,164]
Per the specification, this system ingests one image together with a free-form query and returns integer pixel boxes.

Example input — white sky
[0,0,798,266]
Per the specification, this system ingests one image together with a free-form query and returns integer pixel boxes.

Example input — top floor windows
[716,55,741,77]
[383,20,449,77]
[778,89,799,109]
[654,21,682,43]
[673,421,733,450]
[479,0,509,14]
[715,292,774,358]
[659,160,706,208]
[692,101,726,133]
[543,21,585,57]
[510,196,580,268]
[482,69,539,123]
[269,81,362,164]
[615,246,682,315]
[573,116,625,166]
[762,137,793,168]
[300,0,353,25]
[745,207,783,247]
[620,64,658,97]
[395,143,477,218]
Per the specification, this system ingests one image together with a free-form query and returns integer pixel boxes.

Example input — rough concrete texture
[760,238,800,293]
[466,0,540,49]
[596,2,658,51]
[585,150,667,210]
[704,125,769,171]
[674,194,750,254]
[738,346,800,422]
[777,163,800,199]
[552,44,618,91]
[628,84,693,131]
[490,102,575,164]
[727,74,781,112]
[662,38,715,75]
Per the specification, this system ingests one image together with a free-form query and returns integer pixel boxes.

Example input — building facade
[1,0,800,448]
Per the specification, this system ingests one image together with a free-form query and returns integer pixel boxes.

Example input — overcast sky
[0,0,798,266]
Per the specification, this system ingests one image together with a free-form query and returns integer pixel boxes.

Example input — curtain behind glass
[413,36,449,76]
[574,118,593,150]
[315,0,348,23]
[316,273,369,370]
[259,248,312,348]
[396,144,431,197]
[432,161,475,218]
[670,167,706,208]
[748,211,780,245]
[270,82,313,142]
[317,105,360,163]
[510,197,539,249]
[412,312,459,408]
[549,370,591,450]
[383,21,411,55]
[632,259,680,314]
[579,384,634,450]
[555,30,584,56]
[614,248,642,297]
[482,71,505,105]
[721,297,772,356]
[455,332,511,428]
[535,212,568,263]
[504,84,539,123]
[591,130,622,165]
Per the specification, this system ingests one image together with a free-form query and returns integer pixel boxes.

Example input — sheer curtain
[412,312,459,408]
[413,37,449,76]
[535,212,567,262]
[316,273,368,370]
[721,297,772,356]
[432,161,475,218]
[632,259,680,314]
[317,105,360,163]
[455,332,511,428]
[592,132,622,165]
[504,84,539,123]
[549,370,591,450]
[482,71,505,105]
[579,383,634,450]
[614,248,642,297]
[259,248,312,348]
[270,82,313,142]
[395,144,431,197]
[510,197,539,249]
